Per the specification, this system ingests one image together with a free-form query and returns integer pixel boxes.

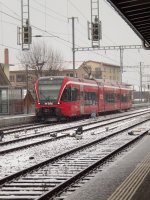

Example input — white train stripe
[66,81,131,90]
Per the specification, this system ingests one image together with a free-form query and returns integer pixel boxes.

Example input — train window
[39,78,63,85]
[61,87,79,102]
[116,94,120,100]
[121,94,128,102]
[128,91,132,100]
[61,87,71,102]
[84,92,97,105]
[105,93,115,103]
[91,92,97,105]
[38,78,63,103]
[71,88,79,101]
[104,94,109,103]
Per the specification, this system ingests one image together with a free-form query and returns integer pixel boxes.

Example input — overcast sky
[0,0,150,88]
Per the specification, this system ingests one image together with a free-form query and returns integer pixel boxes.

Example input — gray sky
[0,0,150,87]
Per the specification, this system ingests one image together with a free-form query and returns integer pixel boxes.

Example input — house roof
[24,90,35,103]
[80,60,120,68]
[10,61,120,73]
[62,61,83,70]
[9,63,25,71]
[107,0,150,49]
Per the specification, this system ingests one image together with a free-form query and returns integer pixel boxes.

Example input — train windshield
[38,78,63,104]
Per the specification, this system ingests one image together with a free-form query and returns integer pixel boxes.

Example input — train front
[35,76,64,121]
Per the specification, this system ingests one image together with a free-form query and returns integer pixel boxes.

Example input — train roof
[38,76,65,80]
[95,78,132,88]
[38,76,96,83]
[37,76,132,89]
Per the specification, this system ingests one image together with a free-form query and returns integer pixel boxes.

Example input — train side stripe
[66,81,132,90]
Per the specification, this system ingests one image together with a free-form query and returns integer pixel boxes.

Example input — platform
[0,113,36,128]
[65,135,150,200]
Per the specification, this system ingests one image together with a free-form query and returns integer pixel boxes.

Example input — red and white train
[35,76,132,121]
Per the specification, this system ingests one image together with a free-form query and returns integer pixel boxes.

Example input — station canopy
[106,0,150,49]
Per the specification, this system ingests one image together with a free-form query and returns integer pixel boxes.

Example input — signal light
[92,23,99,41]
[23,26,32,44]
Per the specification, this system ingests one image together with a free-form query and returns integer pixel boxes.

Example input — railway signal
[92,22,101,41]
[87,0,102,47]
[23,25,32,44]
[17,0,32,50]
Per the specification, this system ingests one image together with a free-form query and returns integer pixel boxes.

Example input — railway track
[1,107,148,135]
[0,109,150,155]
[0,110,150,180]
[0,116,149,199]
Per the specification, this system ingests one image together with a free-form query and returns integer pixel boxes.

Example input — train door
[98,86,105,112]
[80,85,84,115]
[115,87,121,110]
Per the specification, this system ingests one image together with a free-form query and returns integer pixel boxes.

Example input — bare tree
[46,50,63,76]
[18,41,63,78]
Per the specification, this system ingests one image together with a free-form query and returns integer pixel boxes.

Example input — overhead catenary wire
[0,0,148,67]
[0,0,20,17]
[32,0,120,62]
[0,0,120,64]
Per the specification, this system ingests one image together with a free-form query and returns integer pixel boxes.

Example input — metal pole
[91,0,92,47]
[120,46,123,83]
[26,64,29,114]
[21,0,23,50]
[7,86,9,114]
[72,17,75,77]
[140,62,142,102]
[68,17,78,78]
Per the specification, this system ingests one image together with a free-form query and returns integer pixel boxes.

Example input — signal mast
[88,0,102,47]
[17,0,32,50]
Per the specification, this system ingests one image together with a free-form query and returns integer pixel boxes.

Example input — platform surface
[0,113,35,128]
[65,135,150,200]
